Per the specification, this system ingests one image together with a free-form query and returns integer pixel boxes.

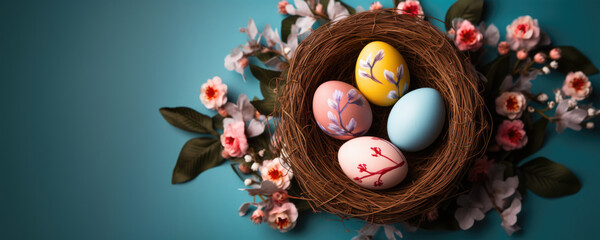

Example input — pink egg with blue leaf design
[312,81,372,140]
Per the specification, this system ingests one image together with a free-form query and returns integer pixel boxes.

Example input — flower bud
[238,164,252,174]
[588,108,596,117]
[244,154,253,163]
[244,178,253,186]
[534,52,546,64]
[258,149,266,157]
[596,110,600,116]
[548,101,556,109]
[527,106,535,113]
[550,48,562,60]
[277,0,289,15]
[542,66,550,74]
[550,60,559,69]
[217,107,229,117]
[237,57,249,69]
[315,3,323,14]
[517,50,528,60]
[586,122,594,129]
[251,162,261,171]
[537,93,548,102]
[497,41,510,55]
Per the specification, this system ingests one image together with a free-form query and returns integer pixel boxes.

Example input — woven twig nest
[275,9,490,224]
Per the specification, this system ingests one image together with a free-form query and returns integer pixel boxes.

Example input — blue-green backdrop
[1,0,599,239]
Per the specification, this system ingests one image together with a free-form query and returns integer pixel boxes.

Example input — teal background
[1,0,599,239]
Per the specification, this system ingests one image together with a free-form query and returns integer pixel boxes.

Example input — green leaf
[249,64,282,89]
[255,51,279,62]
[249,64,284,115]
[556,46,599,75]
[172,138,223,184]
[519,157,581,198]
[483,54,510,101]
[511,118,548,164]
[444,0,484,31]
[247,131,274,161]
[281,16,300,43]
[159,107,219,136]
[212,114,224,130]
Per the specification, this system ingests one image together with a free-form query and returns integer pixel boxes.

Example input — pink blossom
[200,76,228,110]
[468,156,494,182]
[454,19,483,51]
[260,158,293,189]
[370,1,383,10]
[533,52,546,64]
[277,1,288,14]
[251,209,264,224]
[495,92,527,119]
[496,120,528,151]
[267,202,298,232]
[506,15,541,51]
[272,190,289,205]
[497,41,510,55]
[397,0,424,19]
[562,71,591,100]
[549,48,562,60]
[220,121,248,158]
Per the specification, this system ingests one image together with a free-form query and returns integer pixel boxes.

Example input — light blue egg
[387,88,445,152]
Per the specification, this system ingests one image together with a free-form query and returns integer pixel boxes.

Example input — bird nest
[274,9,490,224]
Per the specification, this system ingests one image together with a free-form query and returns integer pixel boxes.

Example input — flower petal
[327,111,339,124]
[332,90,343,103]
[358,69,370,79]
[247,18,258,39]
[384,69,396,85]
[347,89,358,101]
[374,49,385,63]
[246,119,266,138]
[483,24,500,46]
[346,118,357,132]
[238,202,251,216]
[237,94,256,122]
[397,65,404,80]
[327,98,338,110]
[387,90,398,100]
[294,0,314,17]
[359,59,370,69]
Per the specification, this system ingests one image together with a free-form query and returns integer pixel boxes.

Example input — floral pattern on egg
[355,41,410,107]
[313,81,372,140]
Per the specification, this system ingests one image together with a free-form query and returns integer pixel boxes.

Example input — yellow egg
[355,41,410,106]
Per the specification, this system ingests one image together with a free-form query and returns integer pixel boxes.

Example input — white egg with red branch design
[338,136,408,190]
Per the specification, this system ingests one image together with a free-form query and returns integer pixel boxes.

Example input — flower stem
[482,183,506,222]
[535,109,556,123]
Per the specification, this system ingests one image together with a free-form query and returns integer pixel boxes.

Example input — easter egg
[387,88,446,152]
[338,136,408,190]
[355,41,410,106]
[313,81,372,140]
